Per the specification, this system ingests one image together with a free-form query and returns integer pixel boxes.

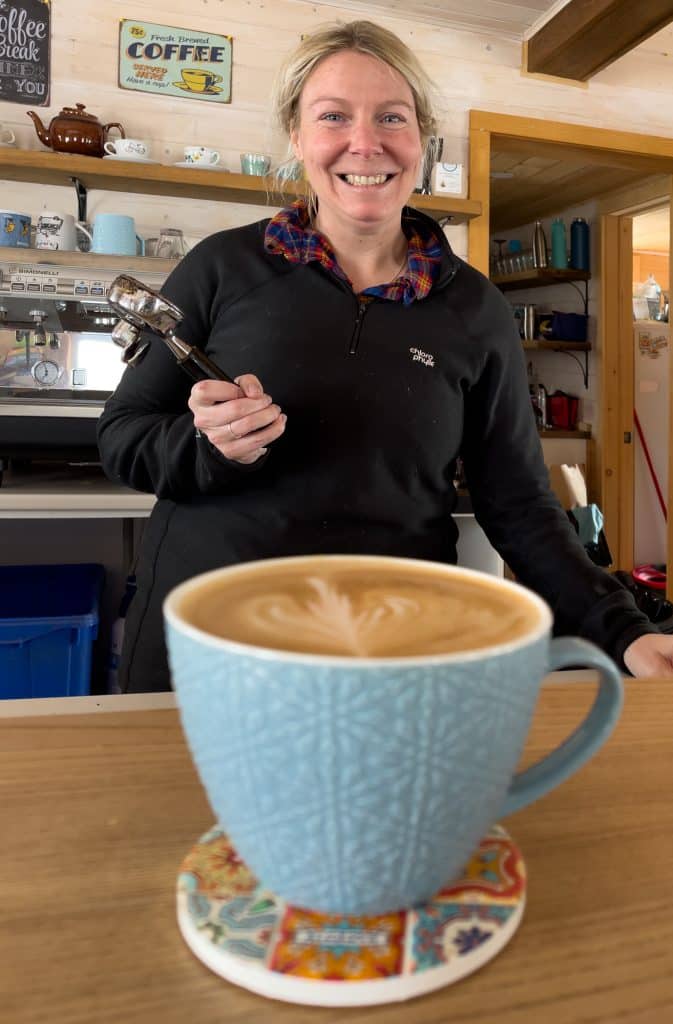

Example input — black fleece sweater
[97,209,654,691]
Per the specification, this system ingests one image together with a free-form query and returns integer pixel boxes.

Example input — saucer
[173,83,223,94]
[177,823,526,1007]
[103,154,159,165]
[173,161,226,172]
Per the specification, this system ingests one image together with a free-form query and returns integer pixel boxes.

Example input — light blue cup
[91,214,144,256]
[0,210,31,248]
[164,555,623,915]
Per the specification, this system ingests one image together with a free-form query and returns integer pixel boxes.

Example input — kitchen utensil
[523,303,536,341]
[104,138,151,160]
[0,211,31,248]
[240,153,271,175]
[156,228,189,259]
[91,215,144,257]
[570,218,590,270]
[551,218,567,269]
[107,274,234,382]
[27,103,125,158]
[532,220,548,268]
[184,146,220,166]
[35,212,92,252]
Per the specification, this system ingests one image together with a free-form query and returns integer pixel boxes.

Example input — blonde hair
[271,20,439,206]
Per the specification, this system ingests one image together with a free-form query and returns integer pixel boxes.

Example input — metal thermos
[570,217,590,270]
[523,304,536,341]
[532,220,548,268]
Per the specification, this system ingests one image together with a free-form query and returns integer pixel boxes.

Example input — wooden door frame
[468,111,673,593]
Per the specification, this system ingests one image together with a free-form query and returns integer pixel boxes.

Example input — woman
[98,20,672,691]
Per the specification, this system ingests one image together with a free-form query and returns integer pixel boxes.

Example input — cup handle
[75,222,93,242]
[104,141,117,155]
[500,637,624,817]
[210,153,220,165]
[2,129,15,144]
[136,235,145,256]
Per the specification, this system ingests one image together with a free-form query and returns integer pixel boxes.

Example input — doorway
[467,110,673,597]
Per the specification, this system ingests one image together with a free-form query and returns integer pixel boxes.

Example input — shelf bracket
[71,177,88,223]
[554,346,589,389]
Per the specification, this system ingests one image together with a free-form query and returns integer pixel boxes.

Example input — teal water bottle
[551,218,567,269]
[570,218,590,270]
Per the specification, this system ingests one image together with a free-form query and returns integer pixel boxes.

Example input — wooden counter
[2,678,672,1022]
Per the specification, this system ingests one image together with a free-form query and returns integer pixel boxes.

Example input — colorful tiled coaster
[176,824,526,1006]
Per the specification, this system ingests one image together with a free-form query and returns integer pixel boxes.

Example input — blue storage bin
[0,563,105,699]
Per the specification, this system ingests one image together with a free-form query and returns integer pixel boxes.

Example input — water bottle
[570,218,590,270]
[532,221,548,268]
[551,219,567,269]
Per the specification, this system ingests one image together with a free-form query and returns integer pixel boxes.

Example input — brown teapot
[27,103,125,158]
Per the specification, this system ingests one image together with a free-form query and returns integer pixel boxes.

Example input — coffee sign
[0,0,50,106]
[119,20,232,103]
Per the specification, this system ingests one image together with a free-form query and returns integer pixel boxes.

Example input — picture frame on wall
[0,0,51,107]
[119,20,233,104]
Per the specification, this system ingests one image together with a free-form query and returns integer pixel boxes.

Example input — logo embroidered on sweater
[409,347,435,368]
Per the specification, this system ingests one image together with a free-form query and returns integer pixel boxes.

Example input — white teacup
[184,146,220,166]
[104,138,150,160]
[35,212,92,252]
[0,124,15,147]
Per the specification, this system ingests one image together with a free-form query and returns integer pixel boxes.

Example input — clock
[32,359,61,386]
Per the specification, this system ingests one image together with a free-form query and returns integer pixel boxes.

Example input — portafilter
[107,274,233,383]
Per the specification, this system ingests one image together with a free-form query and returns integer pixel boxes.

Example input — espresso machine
[0,259,169,483]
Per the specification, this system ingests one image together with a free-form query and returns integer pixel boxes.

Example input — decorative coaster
[176,824,526,1007]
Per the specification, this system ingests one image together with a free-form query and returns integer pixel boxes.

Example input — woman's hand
[623,633,673,678]
[188,373,286,465]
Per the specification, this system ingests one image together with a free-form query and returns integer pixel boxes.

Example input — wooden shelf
[0,148,482,223]
[539,428,591,439]
[0,245,178,275]
[492,268,591,291]
[523,340,591,351]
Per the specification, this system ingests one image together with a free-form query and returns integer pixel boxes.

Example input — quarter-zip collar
[263,199,459,304]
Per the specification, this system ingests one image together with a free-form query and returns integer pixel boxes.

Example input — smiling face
[290,50,423,238]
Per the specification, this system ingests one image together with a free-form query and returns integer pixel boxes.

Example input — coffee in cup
[165,555,623,915]
[180,557,533,657]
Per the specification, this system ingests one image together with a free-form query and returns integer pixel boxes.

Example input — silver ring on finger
[227,421,241,440]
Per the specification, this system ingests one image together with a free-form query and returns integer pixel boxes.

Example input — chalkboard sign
[0,0,50,106]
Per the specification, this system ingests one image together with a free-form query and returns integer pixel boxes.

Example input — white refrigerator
[633,320,669,567]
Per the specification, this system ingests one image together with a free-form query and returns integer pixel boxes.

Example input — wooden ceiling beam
[526,0,673,81]
[493,136,673,175]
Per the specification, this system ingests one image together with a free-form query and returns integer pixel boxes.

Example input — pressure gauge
[32,359,61,386]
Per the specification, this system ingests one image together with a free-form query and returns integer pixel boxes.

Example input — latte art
[247,577,436,657]
[179,560,538,657]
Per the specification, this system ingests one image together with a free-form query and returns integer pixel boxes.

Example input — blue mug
[164,555,623,915]
[0,210,31,248]
[91,214,144,256]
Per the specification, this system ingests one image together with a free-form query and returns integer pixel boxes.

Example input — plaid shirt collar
[264,199,442,306]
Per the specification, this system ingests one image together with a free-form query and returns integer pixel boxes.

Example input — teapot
[27,103,125,158]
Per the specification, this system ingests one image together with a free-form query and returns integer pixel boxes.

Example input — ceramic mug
[91,214,144,257]
[104,138,150,160]
[240,152,271,176]
[164,555,623,916]
[0,124,15,146]
[184,146,220,166]
[0,210,31,247]
[35,211,92,252]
